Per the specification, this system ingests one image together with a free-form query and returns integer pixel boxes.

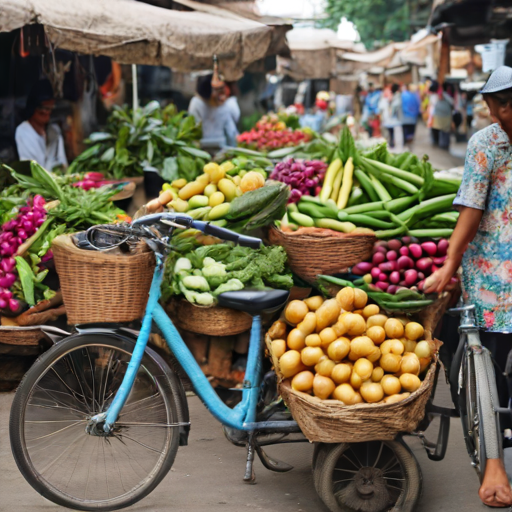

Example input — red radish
[421,241,437,256]
[375,246,387,255]
[409,243,422,259]
[371,267,381,279]
[387,239,402,251]
[353,262,374,274]
[399,280,407,287]
[372,252,386,265]
[399,246,410,257]
[404,269,418,286]
[431,264,440,273]
[433,256,447,266]
[417,280,425,291]
[351,266,366,276]
[386,250,398,261]
[379,261,397,272]
[378,273,389,282]
[416,257,433,273]
[375,241,388,249]
[375,281,389,292]
[389,271,400,284]
[387,285,398,294]
[417,272,425,281]
[437,239,449,256]
[397,256,414,270]
[401,236,412,245]
[0,298,6,309]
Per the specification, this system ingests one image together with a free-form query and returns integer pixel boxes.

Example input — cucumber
[226,184,283,220]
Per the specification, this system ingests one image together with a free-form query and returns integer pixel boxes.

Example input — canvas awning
[0,0,273,80]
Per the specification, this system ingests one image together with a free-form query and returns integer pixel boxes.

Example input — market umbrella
[0,0,273,80]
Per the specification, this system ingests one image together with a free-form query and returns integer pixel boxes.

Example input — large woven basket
[267,226,375,284]
[52,235,155,324]
[0,327,45,346]
[165,298,252,336]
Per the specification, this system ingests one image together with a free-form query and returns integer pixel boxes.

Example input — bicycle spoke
[26,421,85,442]
[372,442,384,468]
[347,446,364,469]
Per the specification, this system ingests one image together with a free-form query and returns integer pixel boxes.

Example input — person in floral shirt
[426,66,512,508]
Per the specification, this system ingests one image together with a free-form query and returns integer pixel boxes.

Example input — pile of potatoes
[267,287,433,405]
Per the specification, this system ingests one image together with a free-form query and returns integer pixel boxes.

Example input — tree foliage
[322,0,410,48]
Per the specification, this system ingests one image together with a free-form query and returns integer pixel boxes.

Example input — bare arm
[424,206,483,293]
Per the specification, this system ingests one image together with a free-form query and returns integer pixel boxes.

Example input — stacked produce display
[267,287,433,405]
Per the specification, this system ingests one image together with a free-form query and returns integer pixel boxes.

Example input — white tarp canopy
[0,0,273,80]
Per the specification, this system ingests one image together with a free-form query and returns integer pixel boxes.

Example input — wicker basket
[267,226,375,284]
[0,327,45,346]
[52,235,155,324]
[165,298,252,336]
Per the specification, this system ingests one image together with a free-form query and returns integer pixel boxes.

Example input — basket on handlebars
[52,234,156,324]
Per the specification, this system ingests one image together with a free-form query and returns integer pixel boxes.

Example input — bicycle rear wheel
[10,333,180,511]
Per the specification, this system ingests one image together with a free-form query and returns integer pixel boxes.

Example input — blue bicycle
[9,213,429,512]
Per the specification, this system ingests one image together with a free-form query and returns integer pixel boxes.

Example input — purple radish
[371,267,381,280]
[8,298,19,312]
[417,272,425,281]
[0,298,6,309]
[387,285,398,294]
[354,262,374,274]
[399,280,407,287]
[404,269,418,286]
[437,238,449,256]
[375,281,389,292]
[399,246,410,257]
[421,241,437,256]
[0,257,15,273]
[379,261,397,272]
[387,239,402,251]
[401,236,412,245]
[372,251,386,265]
[433,256,447,266]
[416,257,433,273]
[378,273,389,282]
[389,271,400,284]
[375,246,387,255]
[375,241,388,249]
[386,250,398,261]
[397,255,414,270]
[409,243,422,259]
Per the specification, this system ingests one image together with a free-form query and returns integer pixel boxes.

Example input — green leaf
[162,157,179,182]
[14,256,35,306]
[177,155,199,182]
[143,100,160,117]
[147,140,154,164]
[178,146,211,160]
[88,132,114,142]
[101,147,115,162]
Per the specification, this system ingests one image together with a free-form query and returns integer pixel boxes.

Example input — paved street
[0,379,493,512]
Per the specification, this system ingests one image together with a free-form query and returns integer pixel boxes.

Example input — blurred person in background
[431,83,454,150]
[386,83,403,150]
[401,84,421,145]
[15,79,68,170]
[362,83,381,136]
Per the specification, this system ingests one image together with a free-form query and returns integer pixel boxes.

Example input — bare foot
[479,459,512,507]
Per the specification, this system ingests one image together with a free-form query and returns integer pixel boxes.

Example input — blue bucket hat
[480,66,512,94]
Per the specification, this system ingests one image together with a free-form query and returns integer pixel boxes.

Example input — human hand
[424,259,459,295]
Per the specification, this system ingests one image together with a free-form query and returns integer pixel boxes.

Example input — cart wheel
[313,439,422,512]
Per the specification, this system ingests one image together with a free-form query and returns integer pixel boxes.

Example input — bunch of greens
[4,162,124,230]
[68,102,209,181]
[162,243,293,306]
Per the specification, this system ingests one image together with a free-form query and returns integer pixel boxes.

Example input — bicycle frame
[94,258,298,434]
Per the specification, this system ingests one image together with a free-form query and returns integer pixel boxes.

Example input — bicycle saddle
[217,289,289,314]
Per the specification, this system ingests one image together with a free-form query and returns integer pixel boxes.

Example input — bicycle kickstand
[244,432,256,484]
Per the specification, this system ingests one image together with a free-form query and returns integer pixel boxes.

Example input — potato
[327,338,351,362]
[354,358,373,380]
[380,339,405,356]
[350,371,363,390]
[381,375,401,395]
[271,339,286,359]
[405,322,424,341]
[332,320,348,337]
[287,328,306,351]
[315,299,342,332]
[292,371,315,392]
[315,357,336,377]
[403,339,417,353]
[415,340,432,359]
[360,382,384,403]
[399,373,421,392]
[285,300,309,324]
[367,346,381,363]
[268,320,287,340]
[371,367,384,382]
[297,312,317,336]
[313,374,336,399]
[384,318,405,339]
[301,347,325,367]
[363,304,380,318]
[319,327,338,348]
[366,314,388,328]
[367,326,386,345]
[304,296,324,311]
[350,336,375,359]
[336,287,354,311]
[342,313,366,336]
[332,363,352,384]
[305,334,322,347]
[279,350,305,378]
[400,352,420,376]
[419,356,432,374]
[380,353,402,373]
[353,289,368,309]
[333,383,363,405]
[384,392,410,404]
[348,350,359,362]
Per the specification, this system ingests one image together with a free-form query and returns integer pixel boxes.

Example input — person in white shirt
[15,80,68,170]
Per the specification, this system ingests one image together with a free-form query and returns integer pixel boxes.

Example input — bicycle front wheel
[10,333,180,511]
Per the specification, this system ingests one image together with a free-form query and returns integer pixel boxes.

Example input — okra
[407,228,454,238]
[373,225,408,239]
[343,200,384,215]
[337,212,395,229]
[380,299,434,310]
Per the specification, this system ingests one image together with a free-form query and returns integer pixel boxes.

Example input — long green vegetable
[354,169,380,202]
[362,157,424,187]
